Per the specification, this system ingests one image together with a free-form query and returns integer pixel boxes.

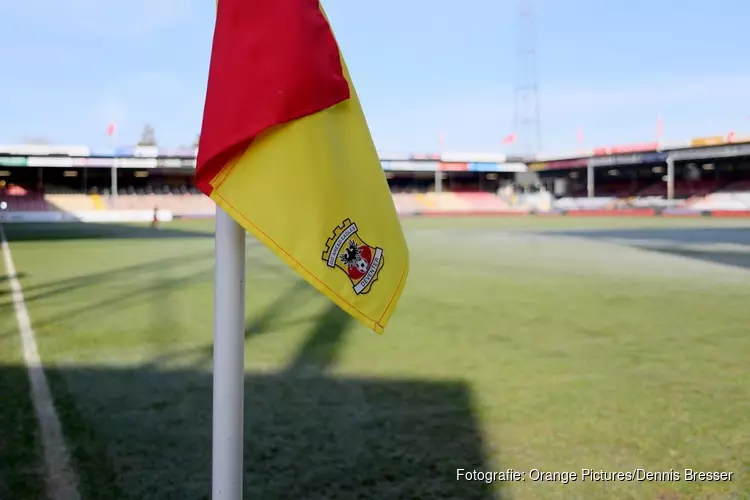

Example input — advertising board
[0,156,27,167]
[544,158,588,169]
[75,158,115,167]
[690,136,725,147]
[27,157,74,167]
[157,158,183,168]
[593,143,658,156]
[385,161,438,171]
[468,162,527,172]
[114,158,158,168]
[438,162,468,171]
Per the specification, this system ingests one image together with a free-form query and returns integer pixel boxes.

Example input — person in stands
[151,206,159,228]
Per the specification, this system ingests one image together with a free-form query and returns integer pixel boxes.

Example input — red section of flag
[502,133,516,144]
[195,0,350,195]
[106,122,116,137]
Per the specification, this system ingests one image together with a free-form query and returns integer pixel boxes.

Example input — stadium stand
[553,197,614,211]
[718,180,750,192]
[0,184,54,211]
[421,192,472,212]
[2,139,750,218]
[413,192,436,209]
[636,180,717,198]
[0,182,516,217]
[628,196,681,209]
[46,194,97,212]
[90,194,107,210]
[453,192,511,211]
[394,192,513,213]
[391,193,427,214]
[108,193,215,216]
[685,190,750,211]
[593,182,638,198]
[0,182,217,217]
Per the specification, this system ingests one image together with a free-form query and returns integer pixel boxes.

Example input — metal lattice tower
[512,0,541,156]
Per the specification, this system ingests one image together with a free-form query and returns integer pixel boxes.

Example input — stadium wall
[0,209,173,223]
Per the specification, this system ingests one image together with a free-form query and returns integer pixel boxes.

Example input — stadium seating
[717,180,750,192]
[637,180,716,198]
[421,192,472,212]
[414,192,436,209]
[0,183,217,216]
[594,182,639,198]
[628,196,682,208]
[674,179,750,210]
[45,194,96,212]
[0,185,53,211]
[553,197,615,210]
[108,193,215,216]
[511,191,553,211]
[391,193,427,214]
[90,194,107,210]
[686,191,750,210]
[0,193,52,211]
[453,192,511,211]
[369,192,513,214]
[5,183,750,216]
[414,192,512,213]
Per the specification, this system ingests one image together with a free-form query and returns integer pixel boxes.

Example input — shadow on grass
[28,364,497,500]
[0,219,501,498]
[143,278,322,371]
[0,244,287,341]
[285,302,353,375]
[1,222,213,242]
[0,272,25,283]
[540,226,750,271]
[0,266,215,336]
[9,302,499,499]
[244,280,317,339]
[2,252,212,308]
[644,246,750,271]
[543,227,750,246]
[0,359,44,500]
[0,272,24,299]
[1,294,500,499]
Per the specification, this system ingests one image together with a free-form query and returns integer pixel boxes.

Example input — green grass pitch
[1,216,749,499]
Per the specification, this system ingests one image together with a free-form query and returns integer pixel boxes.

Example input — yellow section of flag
[207,56,408,334]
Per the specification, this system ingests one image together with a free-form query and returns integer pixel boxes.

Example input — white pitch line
[0,224,80,500]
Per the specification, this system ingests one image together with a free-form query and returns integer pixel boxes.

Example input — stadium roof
[2,131,750,167]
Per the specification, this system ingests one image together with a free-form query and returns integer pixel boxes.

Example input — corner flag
[196,0,409,333]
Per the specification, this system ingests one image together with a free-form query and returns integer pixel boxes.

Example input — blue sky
[1,0,750,156]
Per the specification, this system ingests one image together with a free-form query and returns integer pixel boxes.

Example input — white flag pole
[212,206,246,499]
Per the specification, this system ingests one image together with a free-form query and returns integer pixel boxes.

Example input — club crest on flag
[322,218,384,295]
